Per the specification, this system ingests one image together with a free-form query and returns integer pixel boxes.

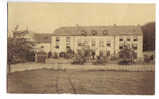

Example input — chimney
[113,24,117,26]
[76,24,79,27]
[137,24,140,26]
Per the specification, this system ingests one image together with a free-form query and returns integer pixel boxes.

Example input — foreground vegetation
[8,69,154,94]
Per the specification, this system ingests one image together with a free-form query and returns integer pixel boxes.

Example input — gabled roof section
[53,25,143,36]
[33,33,52,43]
[13,30,29,37]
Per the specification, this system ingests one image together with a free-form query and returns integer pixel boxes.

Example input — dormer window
[92,30,97,36]
[127,38,131,41]
[103,30,108,35]
[81,30,87,36]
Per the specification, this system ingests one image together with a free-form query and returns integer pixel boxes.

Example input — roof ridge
[53,25,143,36]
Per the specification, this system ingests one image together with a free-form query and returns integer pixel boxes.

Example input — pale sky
[8,3,155,33]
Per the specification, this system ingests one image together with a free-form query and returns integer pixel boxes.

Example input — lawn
[7,69,155,95]
[10,62,155,72]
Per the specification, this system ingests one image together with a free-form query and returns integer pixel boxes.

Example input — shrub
[150,55,154,61]
[59,52,66,57]
[52,52,58,58]
[110,55,118,61]
[144,55,151,63]
[48,51,52,58]
[63,48,74,59]
[26,51,35,61]
[118,47,136,65]
[8,38,34,64]
[118,59,132,65]
[92,56,107,65]
[72,55,86,65]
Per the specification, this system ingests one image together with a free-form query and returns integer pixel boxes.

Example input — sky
[8,3,155,33]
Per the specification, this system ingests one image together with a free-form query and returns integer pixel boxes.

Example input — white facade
[51,35,143,59]
[34,43,51,53]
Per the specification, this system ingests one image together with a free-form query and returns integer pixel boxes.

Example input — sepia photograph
[7,2,155,94]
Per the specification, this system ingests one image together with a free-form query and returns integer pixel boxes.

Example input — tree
[141,22,155,51]
[65,48,74,58]
[118,47,137,65]
[7,38,34,72]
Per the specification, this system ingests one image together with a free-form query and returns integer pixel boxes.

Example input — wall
[51,35,143,59]
[34,43,51,53]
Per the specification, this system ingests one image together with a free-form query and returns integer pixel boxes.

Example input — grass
[8,69,155,94]
[10,62,155,72]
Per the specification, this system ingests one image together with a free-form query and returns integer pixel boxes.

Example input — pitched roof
[33,33,52,43]
[13,30,29,37]
[53,25,143,36]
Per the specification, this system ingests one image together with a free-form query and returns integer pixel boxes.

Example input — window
[77,39,82,46]
[56,45,59,49]
[66,36,70,39]
[127,38,130,41]
[119,46,123,49]
[99,51,104,56]
[91,40,96,46]
[78,43,82,46]
[107,43,111,47]
[92,30,97,36]
[134,52,137,59]
[81,30,87,36]
[132,44,137,50]
[83,39,89,46]
[66,42,70,46]
[106,41,111,47]
[119,38,123,41]
[66,46,70,49]
[106,51,110,57]
[103,30,108,35]
[56,37,60,42]
[66,37,70,42]
[134,37,138,41]
[126,43,130,48]
[99,40,104,47]
[66,37,70,47]
[119,43,124,49]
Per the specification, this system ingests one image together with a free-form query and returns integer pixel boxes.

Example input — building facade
[51,25,143,60]
[13,30,52,54]
[32,33,52,53]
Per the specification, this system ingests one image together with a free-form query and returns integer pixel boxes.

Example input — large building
[51,25,143,60]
